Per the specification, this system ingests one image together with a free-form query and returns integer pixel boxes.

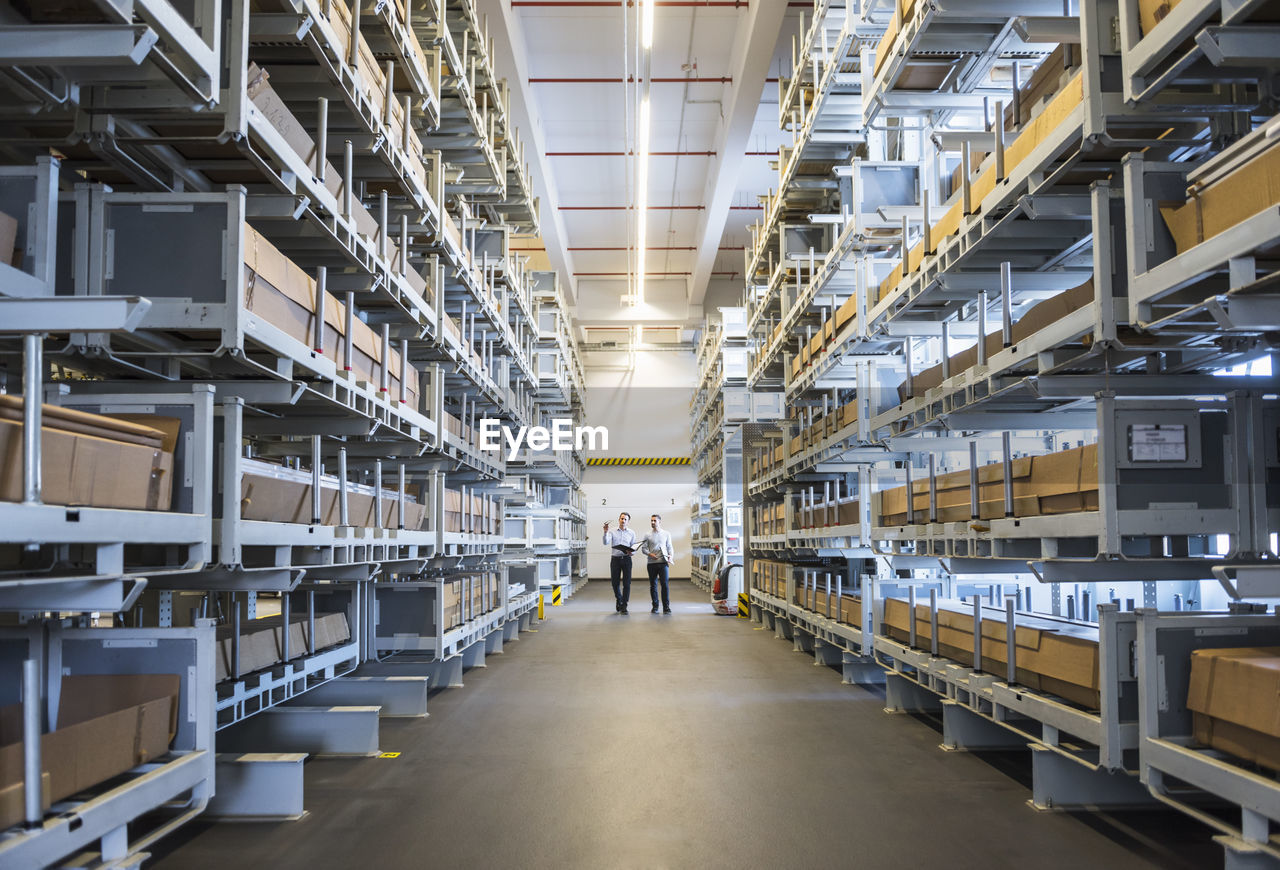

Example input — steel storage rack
[501,269,587,603]
[692,2,1280,864]
[0,0,569,863]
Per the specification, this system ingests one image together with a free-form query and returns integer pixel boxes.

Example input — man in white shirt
[639,513,675,614]
[602,512,637,614]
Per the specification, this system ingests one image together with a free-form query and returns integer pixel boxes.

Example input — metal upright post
[338,447,349,526]
[929,588,939,656]
[314,267,327,353]
[1000,261,1012,347]
[904,461,915,525]
[282,593,292,663]
[969,440,979,519]
[22,659,41,828]
[308,590,316,655]
[908,585,917,648]
[400,339,410,404]
[311,435,322,525]
[374,459,384,527]
[1002,431,1014,517]
[928,453,938,523]
[343,140,354,223]
[1005,596,1016,685]
[380,323,391,395]
[232,595,242,678]
[379,190,390,262]
[994,100,1005,180]
[348,0,361,67]
[344,291,355,373]
[972,596,983,674]
[941,321,951,380]
[316,98,329,183]
[903,339,914,398]
[22,334,42,505]
[397,464,406,530]
[977,290,988,366]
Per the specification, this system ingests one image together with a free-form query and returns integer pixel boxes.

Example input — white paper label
[1129,424,1187,462]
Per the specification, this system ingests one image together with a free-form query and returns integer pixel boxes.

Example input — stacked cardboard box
[1161,137,1280,255]
[0,674,180,829]
[1188,646,1280,771]
[242,224,421,406]
[875,74,1085,308]
[881,597,1101,707]
[215,611,351,681]
[901,279,1095,399]
[876,443,1097,526]
[750,558,793,598]
[443,489,501,534]
[239,457,429,530]
[0,398,176,511]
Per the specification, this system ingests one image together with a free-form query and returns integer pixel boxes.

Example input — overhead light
[642,0,655,48]
[635,96,650,307]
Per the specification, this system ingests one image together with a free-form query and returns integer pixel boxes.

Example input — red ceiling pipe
[560,205,705,210]
[529,76,732,83]
[546,151,716,156]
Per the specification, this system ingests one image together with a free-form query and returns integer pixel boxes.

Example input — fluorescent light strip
[642,0,655,48]
[636,95,650,306]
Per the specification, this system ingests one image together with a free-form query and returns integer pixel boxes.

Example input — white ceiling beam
[687,0,790,307]
[475,0,578,301]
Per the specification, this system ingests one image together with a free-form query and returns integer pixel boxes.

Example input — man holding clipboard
[639,513,674,614]
[602,512,637,614]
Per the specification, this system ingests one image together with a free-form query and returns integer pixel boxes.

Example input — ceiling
[478,0,803,330]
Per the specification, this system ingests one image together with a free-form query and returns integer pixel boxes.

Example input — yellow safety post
[538,593,544,619]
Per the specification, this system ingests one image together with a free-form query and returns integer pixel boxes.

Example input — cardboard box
[1189,646,1280,771]
[876,444,1097,526]
[0,210,17,268]
[0,773,50,831]
[242,224,419,406]
[882,597,1100,707]
[0,674,179,827]
[1162,138,1280,255]
[906,280,1095,398]
[1139,0,1180,35]
[0,402,172,511]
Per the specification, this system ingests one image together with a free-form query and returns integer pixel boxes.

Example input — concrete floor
[150,580,1217,869]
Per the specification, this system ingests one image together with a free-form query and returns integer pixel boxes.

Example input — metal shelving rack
[691,1,1280,864]
[501,270,588,602]
[0,0,562,863]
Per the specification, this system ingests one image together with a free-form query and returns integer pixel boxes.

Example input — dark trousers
[648,561,670,608]
[610,555,631,606]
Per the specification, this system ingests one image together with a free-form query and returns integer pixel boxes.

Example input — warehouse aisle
[150,581,1214,870]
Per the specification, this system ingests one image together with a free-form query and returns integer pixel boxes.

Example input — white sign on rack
[1128,424,1188,463]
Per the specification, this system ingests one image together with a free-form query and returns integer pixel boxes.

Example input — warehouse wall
[581,347,697,579]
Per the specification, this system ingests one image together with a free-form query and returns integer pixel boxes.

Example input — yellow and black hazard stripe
[737,593,750,618]
[586,457,691,466]
[552,585,563,606]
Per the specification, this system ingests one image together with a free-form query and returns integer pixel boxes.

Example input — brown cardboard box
[0,773,50,831]
[243,225,420,406]
[1189,647,1280,770]
[906,280,1094,398]
[0,412,171,511]
[882,597,1100,707]
[1162,138,1280,255]
[215,620,280,681]
[1139,0,1180,35]
[0,674,179,826]
[0,210,17,268]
